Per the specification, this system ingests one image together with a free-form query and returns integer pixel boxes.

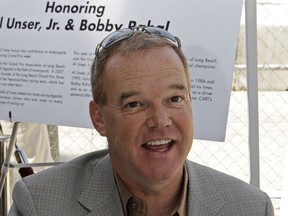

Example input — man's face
[90,46,193,185]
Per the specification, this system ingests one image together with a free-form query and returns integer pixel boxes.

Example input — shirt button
[131,201,138,209]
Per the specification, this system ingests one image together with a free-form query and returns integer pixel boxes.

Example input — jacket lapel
[77,155,124,216]
[186,161,225,216]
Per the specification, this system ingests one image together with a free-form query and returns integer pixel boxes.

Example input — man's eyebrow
[168,83,187,91]
[119,91,141,104]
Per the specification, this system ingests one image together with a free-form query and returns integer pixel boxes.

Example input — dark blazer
[9,149,274,216]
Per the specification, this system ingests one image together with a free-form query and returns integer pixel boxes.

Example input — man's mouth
[142,139,175,152]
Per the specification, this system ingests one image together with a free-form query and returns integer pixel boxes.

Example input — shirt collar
[114,165,188,216]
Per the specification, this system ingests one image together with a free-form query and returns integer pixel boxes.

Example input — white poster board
[0,0,243,141]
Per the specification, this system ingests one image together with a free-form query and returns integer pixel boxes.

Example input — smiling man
[9,27,274,216]
[89,30,193,215]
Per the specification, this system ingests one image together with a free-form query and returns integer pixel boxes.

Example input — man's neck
[120,167,184,215]
[140,187,182,215]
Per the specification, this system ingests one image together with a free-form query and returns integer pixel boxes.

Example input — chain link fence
[57,1,288,215]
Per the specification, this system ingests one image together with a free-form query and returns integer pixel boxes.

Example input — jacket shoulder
[11,149,111,215]
[186,160,267,196]
[185,160,274,215]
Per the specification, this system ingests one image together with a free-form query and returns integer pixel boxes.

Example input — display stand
[0,122,20,216]
[245,0,260,187]
[0,122,20,197]
[0,135,10,216]
[0,122,62,214]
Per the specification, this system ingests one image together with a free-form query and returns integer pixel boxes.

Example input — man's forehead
[105,47,184,73]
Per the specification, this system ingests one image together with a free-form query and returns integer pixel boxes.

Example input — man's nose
[146,104,172,128]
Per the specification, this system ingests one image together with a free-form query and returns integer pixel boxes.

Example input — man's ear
[89,100,106,136]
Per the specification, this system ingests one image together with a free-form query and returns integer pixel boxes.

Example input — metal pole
[0,122,20,195]
[245,0,260,187]
[0,136,10,216]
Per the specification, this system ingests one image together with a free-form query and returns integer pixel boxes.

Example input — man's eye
[122,101,146,114]
[126,101,141,109]
[170,96,183,103]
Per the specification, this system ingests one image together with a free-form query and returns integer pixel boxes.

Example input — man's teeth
[147,139,172,146]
